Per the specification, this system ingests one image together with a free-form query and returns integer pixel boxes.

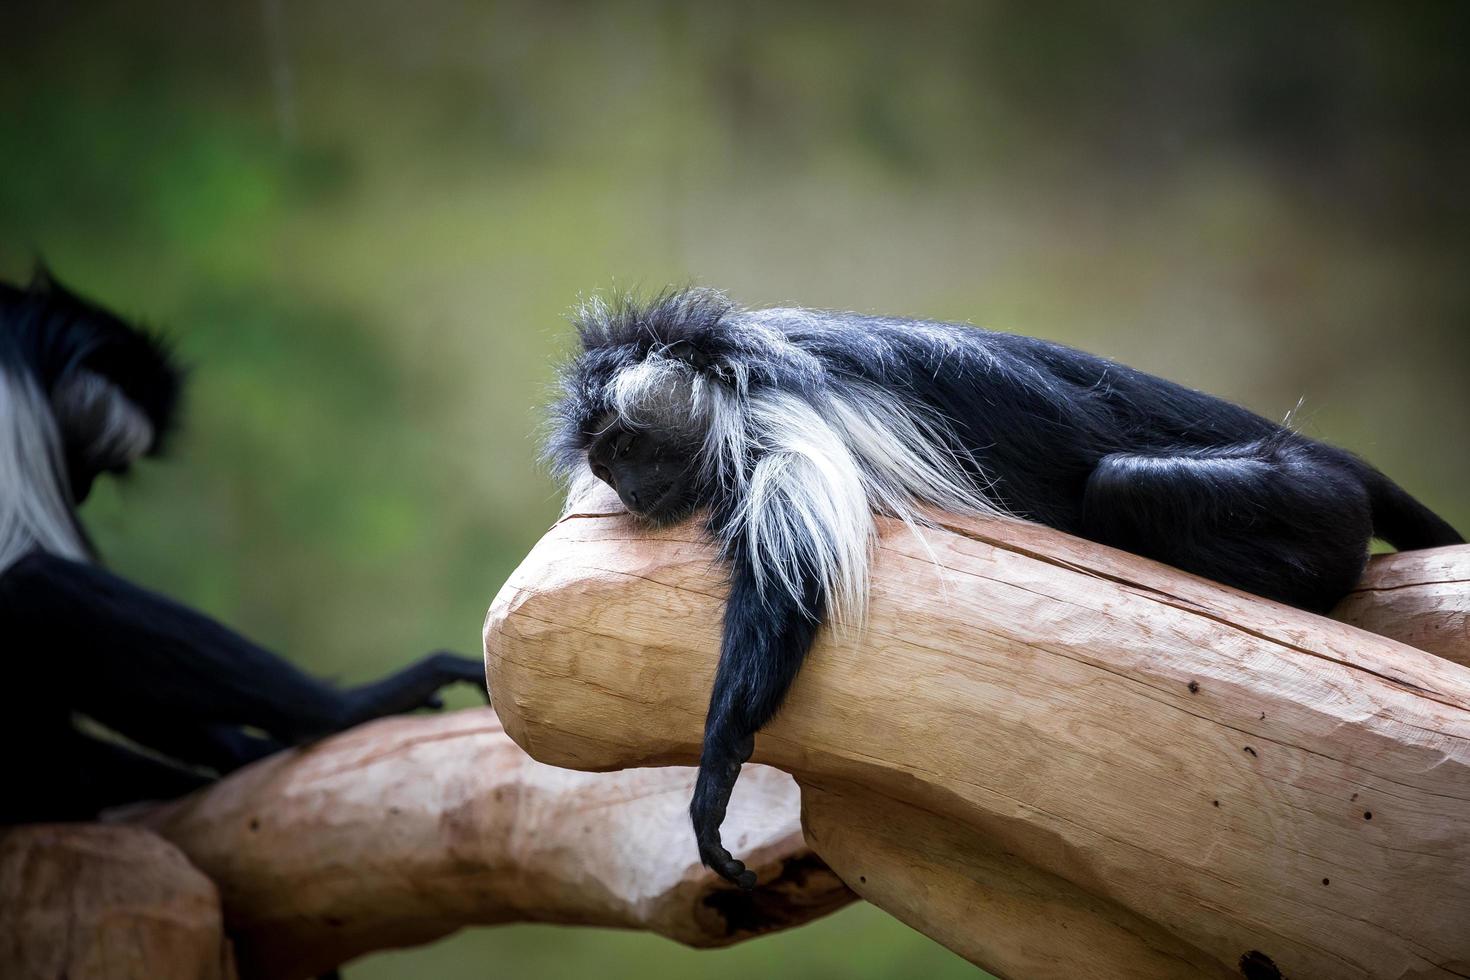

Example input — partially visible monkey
[0,269,485,823]
[546,288,1463,888]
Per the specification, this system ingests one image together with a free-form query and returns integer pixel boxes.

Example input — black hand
[692,731,757,888]
[344,650,487,724]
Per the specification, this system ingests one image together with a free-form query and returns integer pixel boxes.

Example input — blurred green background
[3,2,1467,977]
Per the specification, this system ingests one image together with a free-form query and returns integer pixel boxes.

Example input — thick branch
[135,708,852,980]
[484,500,1470,980]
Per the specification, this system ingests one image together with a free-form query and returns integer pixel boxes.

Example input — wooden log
[138,707,852,980]
[1333,545,1469,667]
[0,824,236,980]
[483,497,1470,980]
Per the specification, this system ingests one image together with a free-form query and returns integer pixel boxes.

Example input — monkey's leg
[1081,440,1372,611]
[87,711,286,775]
[691,547,824,889]
[6,728,213,822]
[195,724,286,771]
[71,730,214,813]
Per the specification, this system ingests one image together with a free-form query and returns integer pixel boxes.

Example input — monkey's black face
[586,414,704,525]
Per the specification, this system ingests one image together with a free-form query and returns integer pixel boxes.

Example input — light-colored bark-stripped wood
[136,708,852,980]
[0,824,236,980]
[1333,545,1469,667]
[484,499,1470,980]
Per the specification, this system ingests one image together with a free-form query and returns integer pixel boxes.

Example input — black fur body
[548,289,1462,888]
[0,271,485,823]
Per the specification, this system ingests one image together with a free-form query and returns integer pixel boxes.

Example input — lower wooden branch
[132,708,852,979]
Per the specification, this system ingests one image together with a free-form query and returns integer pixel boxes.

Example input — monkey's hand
[690,732,757,889]
[689,536,822,890]
[345,651,489,724]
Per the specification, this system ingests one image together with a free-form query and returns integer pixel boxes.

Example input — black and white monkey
[547,288,1463,888]
[0,269,486,824]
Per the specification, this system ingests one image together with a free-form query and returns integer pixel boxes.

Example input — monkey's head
[0,267,182,503]
[544,291,728,524]
[548,288,811,526]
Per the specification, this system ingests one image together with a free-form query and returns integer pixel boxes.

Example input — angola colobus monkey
[547,288,1463,888]
[0,269,485,824]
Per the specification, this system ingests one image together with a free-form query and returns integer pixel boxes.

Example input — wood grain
[484,498,1470,980]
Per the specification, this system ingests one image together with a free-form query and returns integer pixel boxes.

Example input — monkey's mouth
[627,480,693,525]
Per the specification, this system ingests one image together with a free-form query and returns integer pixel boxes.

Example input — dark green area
[3,3,1467,977]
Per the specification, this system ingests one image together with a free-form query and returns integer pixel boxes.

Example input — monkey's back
[752,309,1289,530]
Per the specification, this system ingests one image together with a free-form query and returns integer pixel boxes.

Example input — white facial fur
[0,368,89,570]
[52,369,156,473]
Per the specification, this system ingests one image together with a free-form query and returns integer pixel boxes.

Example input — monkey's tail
[1356,462,1464,551]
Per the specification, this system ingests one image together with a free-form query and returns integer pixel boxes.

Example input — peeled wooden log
[137,708,852,980]
[0,824,236,980]
[484,498,1470,980]
[1333,545,1469,667]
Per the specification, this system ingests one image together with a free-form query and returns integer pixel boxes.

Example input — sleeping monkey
[546,288,1461,887]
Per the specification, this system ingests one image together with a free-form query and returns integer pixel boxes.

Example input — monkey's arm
[4,551,485,749]
[691,539,824,888]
